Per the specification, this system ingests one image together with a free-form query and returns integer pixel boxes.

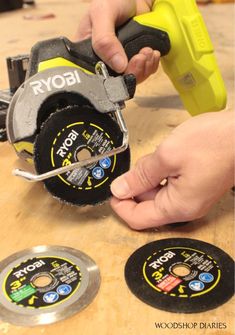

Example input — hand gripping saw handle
[12,0,227,182]
[27,0,226,116]
[74,0,226,115]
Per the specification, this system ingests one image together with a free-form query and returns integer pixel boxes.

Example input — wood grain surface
[0,1,234,334]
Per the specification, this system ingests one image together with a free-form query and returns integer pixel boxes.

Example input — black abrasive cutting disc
[34,105,130,205]
[125,238,234,313]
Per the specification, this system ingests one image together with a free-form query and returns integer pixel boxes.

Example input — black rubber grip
[69,19,170,74]
[28,20,170,77]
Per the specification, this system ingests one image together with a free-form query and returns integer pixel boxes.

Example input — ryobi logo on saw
[30,70,81,95]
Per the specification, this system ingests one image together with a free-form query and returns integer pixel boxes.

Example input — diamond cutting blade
[34,105,130,205]
[0,245,100,326]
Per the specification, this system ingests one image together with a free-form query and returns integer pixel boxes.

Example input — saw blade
[34,105,130,205]
[0,245,100,326]
[125,238,234,313]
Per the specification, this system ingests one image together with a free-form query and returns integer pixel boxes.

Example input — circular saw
[6,56,135,205]
[2,0,227,206]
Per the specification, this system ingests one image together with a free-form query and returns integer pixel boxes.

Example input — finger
[110,152,171,199]
[142,49,160,79]
[90,5,128,73]
[76,12,92,41]
[136,0,153,14]
[126,48,160,83]
[135,186,162,202]
[111,180,194,230]
[126,53,148,83]
[110,197,171,230]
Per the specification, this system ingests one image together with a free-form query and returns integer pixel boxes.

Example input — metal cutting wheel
[34,105,130,205]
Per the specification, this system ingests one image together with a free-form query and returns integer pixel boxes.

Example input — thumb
[90,7,128,73]
[111,151,170,199]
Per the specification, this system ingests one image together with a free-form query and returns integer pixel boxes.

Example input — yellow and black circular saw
[2,0,227,206]
[5,18,170,206]
[6,44,138,205]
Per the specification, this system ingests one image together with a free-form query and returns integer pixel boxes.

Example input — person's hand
[110,111,234,230]
[76,0,160,83]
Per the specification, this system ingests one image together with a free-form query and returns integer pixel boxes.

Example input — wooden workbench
[0,1,234,334]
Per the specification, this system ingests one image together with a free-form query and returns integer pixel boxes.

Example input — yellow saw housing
[134,0,226,115]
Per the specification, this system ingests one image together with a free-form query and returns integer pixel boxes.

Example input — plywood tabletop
[0,1,234,334]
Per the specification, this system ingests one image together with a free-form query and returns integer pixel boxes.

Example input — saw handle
[69,19,170,74]
[28,0,226,115]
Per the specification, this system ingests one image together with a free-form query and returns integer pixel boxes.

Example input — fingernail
[111,176,130,198]
[110,53,126,72]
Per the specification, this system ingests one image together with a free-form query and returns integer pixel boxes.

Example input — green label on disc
[10,285,37,302]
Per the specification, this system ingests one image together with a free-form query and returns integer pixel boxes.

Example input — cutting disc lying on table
[0,245,100,326]
[125,238,234,313]
[34,105,130,206]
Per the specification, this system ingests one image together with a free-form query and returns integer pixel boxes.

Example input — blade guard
[134,0,227,115]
